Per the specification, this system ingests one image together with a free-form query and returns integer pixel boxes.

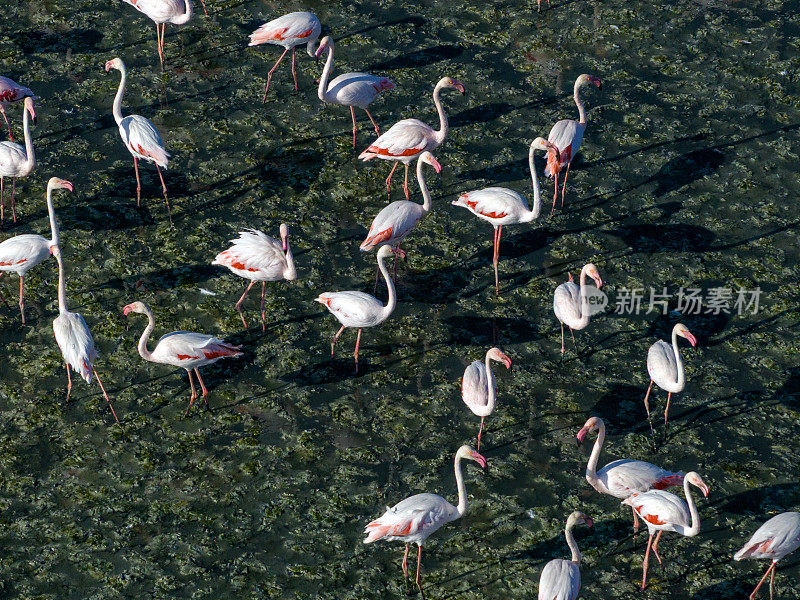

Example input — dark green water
[1,0,799,598]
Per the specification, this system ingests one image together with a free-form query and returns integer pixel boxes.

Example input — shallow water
[1,0,799,598]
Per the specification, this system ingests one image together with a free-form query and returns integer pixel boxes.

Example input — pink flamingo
[460,347,512,451]
[212,224,298,331]
[552,263,603,354]
[105,58,171,217]
[249,11,322,101]
[577,416,684,532]
[0,177,67,324]
[359,76,464,199]
[623,471,709,590]
[364,444,486,595]
[537,511,593,600]
[315,36,395,148]
[123,301,243,415]
[0,76,34,141]
[122,0,196,66]
[50,180,119,424]
[0,96,36,223]
[643,323,697,426]
[315,245,398,374]
[735,512,800,600]
[545,74,602,211]
[451,137,558,295]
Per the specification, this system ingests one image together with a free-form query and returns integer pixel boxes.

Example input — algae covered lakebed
[1,0,800,598]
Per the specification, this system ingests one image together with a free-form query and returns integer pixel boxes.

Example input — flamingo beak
[576,426,588,444]
[500,353,512,370]
[453,80,466,94]
[48,247,54,255]
[591,76,603,90]
[584,515,594,527]
[593,274,603,289]
[61,180,73,192]
[122,304,133,316]
[104,60,113,72]
[471,452,487,469]
[429,156,442,173]
[27,104,36,122]
[700,482,710,497]
[314,45,324,58]
[685,332,698,347]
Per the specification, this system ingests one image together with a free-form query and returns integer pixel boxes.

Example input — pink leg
[93,369,119,424]
[236,281,255,328]
[199,0,208,15]
[385,162,399,198]
[353,328,362,374]
[364,109,380,135]
[10,178,15,223]
[494,225,503,296]
[415,545,424,593]
[350,106,358,148]
[641,533,653,590]
[65,363,73,402]
[748,562,776,600]
[156,24,164,67]
[769,562,776,600]
[652,530,663,565]
[262,47,291,102]
[403,163,410,199]
[184,369,198,415]
[260,281,266,332]
[560,322,565,355]
[155,164,171,222]
[18,274,25,324]
[477,416,485,452]
[0,106,12,141]
[643,380,654,419]
[133,157,142,207]
[561,162,571,207]
[664,392,672,426]
[551,169,559,213]
[195,368,210,408]
[401,544,410,580]
[290,47,298,91]
[569,326,576,347]
[632,506,640,534]
[331,325,345,356]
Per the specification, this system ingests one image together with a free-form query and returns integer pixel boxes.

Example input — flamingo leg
[262,47,291,102]
[199,0,208,16]
[353,328,362,374]
[195,368,210,408]
[1,176,4,223]
[364,108,380,135]
[65,363,73,402]
[551,169,559,213]
[401,543,410,580]
[155,24,164,67]
[415,545,424,594]
[260,281,266,333]
[331,325,345,356]
[664,392,672,426]
[561,162,571,207]
[184,369,198,415]
[769,561,776,600]
[641,533,653,590]
[560,322,565,355]
[477,416,485,452]
[652,530,663,565]
[93,369,119,424]
[494,225,503,295]
[133,157,142,207]
[350,106,358,148]
[290,47,298,91]
[403,163,410,199]
[10,177,16,223]
[569,326,576,348]
[749,562,776,600]
[18,274,25,324]
[643,380,654,419]
[235,281,256,328]
[385,162,398,198]
[0,106,12,141]
[154,164,172,223]
[632,506,640,534]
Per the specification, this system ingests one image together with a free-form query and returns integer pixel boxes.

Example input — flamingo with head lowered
[121,0,197,67]
[643,323,697,426]
[359,76,464,199]
[537,511,593,600]
[735,512,800,600]
[315,36,395,148]
[452,137,558,295]
[460,347,512,451]
[552,263,603,354]
[364,444,486,595]
[0,96,36,223]
[0,76,35,142]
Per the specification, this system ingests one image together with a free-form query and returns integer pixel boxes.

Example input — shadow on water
[369,44,463,71]
[443,315,543,346]
[12,29,103,55]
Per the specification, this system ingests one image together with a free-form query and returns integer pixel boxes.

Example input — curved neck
[682,478,701,536]
[54,248,68,314]
[171,0,193,24]
[317,42,335,102]
[46,185,60,246]
[574,79,588,125]
[454,454,469,516]
[576,268,591,328]
[432,82,449,144]
[585,421,605,489]
[283,240,297,279]
[565,520,582,563]
[483,351,498,415]
[417,159,432,212]
[671,328,685,387]
[21,104,35,171]
[524,143,542,221]
[112,65,127,126]
[137,308,157,362]
[377,252,396,319]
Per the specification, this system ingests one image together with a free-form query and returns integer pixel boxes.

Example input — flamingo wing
[213,229,286,279]
[53,311,97,383]
[361,201,424,250]
[316,291,384,327]
[735,512,800,561]
[121,115,170,168]
[0,77,34,103]
[598,460,683,498]
[153,331,241,364]
[461,360,489,411]
[647,340,678,384]
[359,119,432,160]
[123,0,186,22]
[249,11,320,46]
[452,187,528,223]
[624,490,690,530]
[0,234,50,273]
[326,73,391,108]
[546,119,584,176]
[553,281,582,325]
[538,558,581,600]
[0,141,28,173]
[364,493,454,543]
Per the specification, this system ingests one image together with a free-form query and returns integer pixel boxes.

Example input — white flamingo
[460,347,512,451]
[0,96,36,223]
[643,323,697,425]
[122,0,196,66]
[537,511,593,600]
[0,76,34,141]
[735,512,800,600]
[552,263,603,354]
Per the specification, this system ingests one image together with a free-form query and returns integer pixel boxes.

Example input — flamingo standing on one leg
[123,301,243,415]
[545,74,602,211]
[576,416,684,533]
[623,471,709,590]
[364,445,486,595]
[50,180,119,424]
[0,177,70,324]
[643,323,697,426]
[212,224,298,331]
[537,511,593,600]
[0,76,34,141]
[734,512,800,600]
[552,263,603,354]
[451,137,558,295]
[460,347,512,452]
[248,12,322,101]
[315,245,399,374]
[122,0,196,67]
[315,36,395,148]
[0,96,36,224]
[105,58,172,218]
[359,76,464,200]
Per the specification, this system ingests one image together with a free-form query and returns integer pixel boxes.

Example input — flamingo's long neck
[417,158,432,213]
[432,81,449,144]
[137,308,157,362]
[112,65,127,126]
[565,517,582,563]
[283,239,297,280]
[377,251,396,321]
[21,103,35,173]
[46,182,60,247]
[454,454,469,517]
[171,0,193,25]
[574,78,588,125]
[671,327,685,387]
[681,478,702,537]
[522,142,542,222]
[481,351,498,416]
[317,42,335,102]
[576,266,592,328]
[584,421,605,491]
[53,247,68,315]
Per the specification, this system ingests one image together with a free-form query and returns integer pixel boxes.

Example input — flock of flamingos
[0,2,796,599]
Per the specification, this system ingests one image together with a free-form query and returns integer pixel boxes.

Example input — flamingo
[248,11,322,102]
[364,444,487,595]
[734,512,800,600]
[537,511,593,600]
[552,263,603,354]
[359,76,465,200]
[360,151,441,280]
[315,36,395,148]
[0,96,36,224]
[576,416,684,532]
[536,0,551,11]
[545,74,602,211]
[0,177,68,324]
[50,179,119,424]
[105,58,172,218]
[0,76,34,141]
[315,245,399,374]
[643,323,697,426]
[212,224,298,331]
[123,301,243,415]
[451,137,558,295]
[121,0,196,67]
[622,471,709,590]
[460,347,512,451]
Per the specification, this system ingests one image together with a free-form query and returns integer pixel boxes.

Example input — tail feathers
[363,522,391,543]
[652,473,684,490]
[202,344,243,360]
[735,539,773,561]
[249,26,287,46]
[360,227,392,251]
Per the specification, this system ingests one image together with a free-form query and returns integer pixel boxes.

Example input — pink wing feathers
[360,201,424,251]
[121,115,170,168]
[248,12,321,47]
[359,119,433,161]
